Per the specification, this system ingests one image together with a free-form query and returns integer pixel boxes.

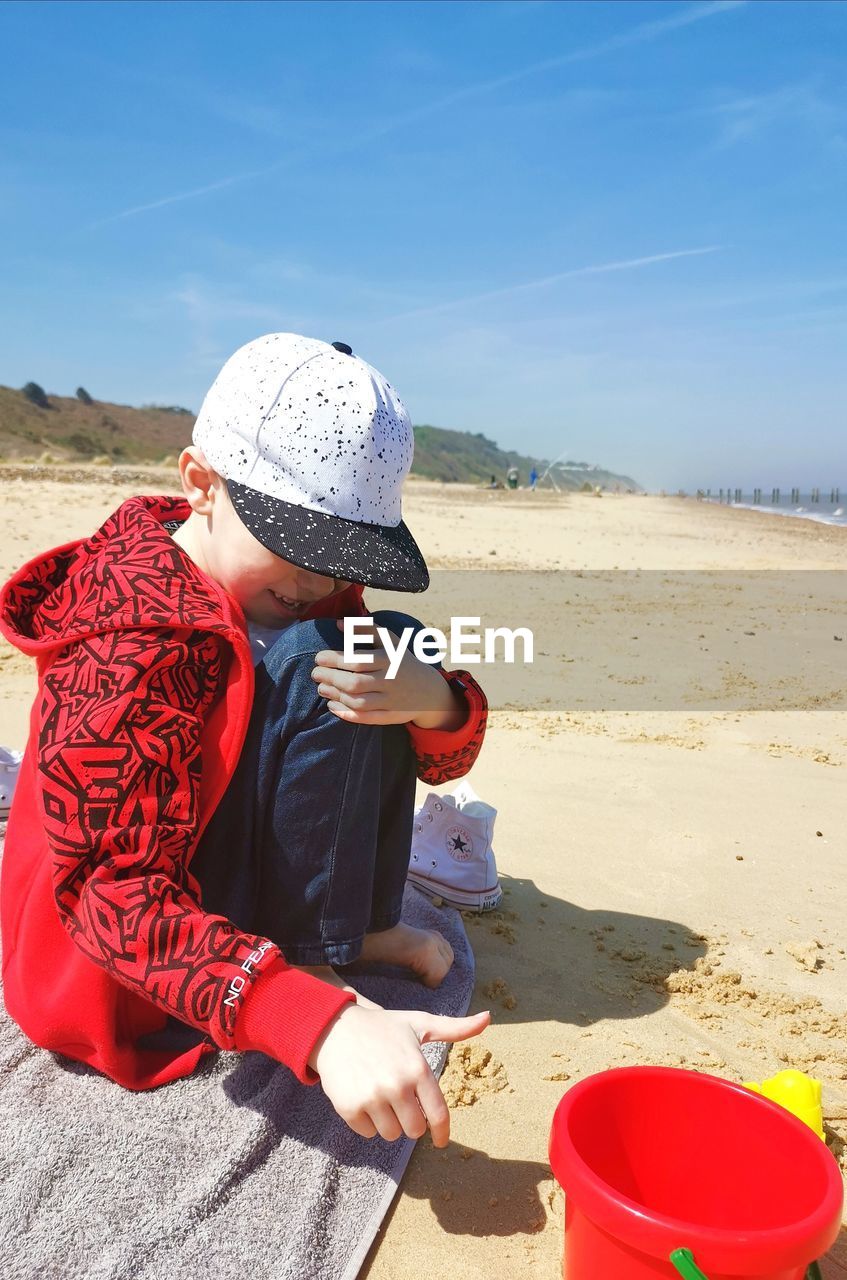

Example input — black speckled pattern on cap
[192,332,429,592]
[227,480,429,591]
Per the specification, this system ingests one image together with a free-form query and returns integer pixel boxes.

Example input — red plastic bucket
[549,1067,843,1280]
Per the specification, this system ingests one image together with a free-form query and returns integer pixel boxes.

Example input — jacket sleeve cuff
[406,669,487,756]
[233,957,356,1084]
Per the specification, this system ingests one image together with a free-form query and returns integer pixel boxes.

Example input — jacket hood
[0,495,243,656]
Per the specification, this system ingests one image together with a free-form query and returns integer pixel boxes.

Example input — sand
[1,469,846,1277]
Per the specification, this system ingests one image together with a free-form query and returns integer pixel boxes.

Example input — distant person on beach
[0,334,490,1147]
[529,467,538,491]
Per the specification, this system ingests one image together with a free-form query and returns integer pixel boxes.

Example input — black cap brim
[226,479,430,593]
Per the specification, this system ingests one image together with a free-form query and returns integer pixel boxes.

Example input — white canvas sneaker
[0,746,23,821]
[407,781,503,912]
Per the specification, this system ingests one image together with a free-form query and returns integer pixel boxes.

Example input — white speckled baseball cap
[193,333,429,592]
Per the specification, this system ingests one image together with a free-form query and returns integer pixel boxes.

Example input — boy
[0,334,490,1147]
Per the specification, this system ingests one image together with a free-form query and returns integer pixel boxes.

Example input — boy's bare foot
[298,964,379,1010]
[358,923,454,988]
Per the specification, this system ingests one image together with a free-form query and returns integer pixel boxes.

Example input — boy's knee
[369,609,425,636]
[278,617,344,655]
[259,618,343,685]
[369,610,444,668]
[262,612,436,685]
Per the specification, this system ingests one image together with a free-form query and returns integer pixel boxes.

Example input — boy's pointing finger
[413,1010,492,1045]
[414,1069,451,1147]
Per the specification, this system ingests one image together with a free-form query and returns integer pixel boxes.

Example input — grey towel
[0,880,474,1280]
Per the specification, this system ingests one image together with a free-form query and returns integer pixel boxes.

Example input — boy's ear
[178,447,222,516]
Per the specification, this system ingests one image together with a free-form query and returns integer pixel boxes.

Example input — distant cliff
[0,386,641,489]
[0,386,193,464]
[412,424,641,490]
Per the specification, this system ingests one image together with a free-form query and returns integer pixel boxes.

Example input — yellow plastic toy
[743,1069,825,1140]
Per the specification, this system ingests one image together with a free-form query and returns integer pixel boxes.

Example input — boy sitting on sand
[0,334,490,1146]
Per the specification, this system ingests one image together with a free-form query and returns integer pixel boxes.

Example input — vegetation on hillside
[140,403,193,415]
[0,387,193,464]
[21,382,50,410]
[0,384,640,489]
[412,425,543,484]
[412,424,640,490]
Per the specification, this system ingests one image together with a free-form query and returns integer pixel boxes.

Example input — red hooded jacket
[0,495,487,1091]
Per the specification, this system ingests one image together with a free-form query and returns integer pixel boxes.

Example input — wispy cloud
[91,1,745,226]
[89,167,278,228]
[171,278,305,373]
[565,0,745,63]
[180,88,291,139]
[375,247,723,325]
[667,275,847,315]
[173,281,287,327]
[358,0,745,141]
[706,80,846,150]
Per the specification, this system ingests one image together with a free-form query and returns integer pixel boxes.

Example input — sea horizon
[702,491,847,529]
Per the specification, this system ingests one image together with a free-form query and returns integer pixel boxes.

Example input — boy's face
[181,461,349,627]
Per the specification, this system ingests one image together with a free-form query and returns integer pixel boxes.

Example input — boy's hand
[308,1003,490,1145]
[311,620,464,730]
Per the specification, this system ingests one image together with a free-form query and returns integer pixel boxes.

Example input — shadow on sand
[456,871,707,1029]
[356,874,709,1268]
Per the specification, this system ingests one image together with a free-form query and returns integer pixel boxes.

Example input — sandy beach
[1,470,846,1277]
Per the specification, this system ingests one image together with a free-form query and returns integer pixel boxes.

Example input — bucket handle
[670,1248,823,1280]
[669,1250,708,1280]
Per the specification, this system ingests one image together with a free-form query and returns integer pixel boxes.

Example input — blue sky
[1,0,845,490]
